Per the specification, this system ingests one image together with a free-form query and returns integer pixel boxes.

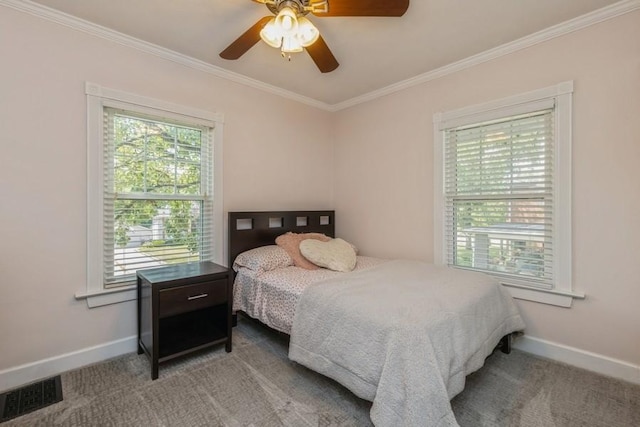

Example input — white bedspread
[288,260,525,427]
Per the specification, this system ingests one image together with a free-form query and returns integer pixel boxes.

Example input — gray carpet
[5,317,639,426]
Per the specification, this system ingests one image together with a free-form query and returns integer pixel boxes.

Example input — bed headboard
[228,210,335,270]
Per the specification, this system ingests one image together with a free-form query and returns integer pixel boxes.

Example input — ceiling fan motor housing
[267,0,327,16]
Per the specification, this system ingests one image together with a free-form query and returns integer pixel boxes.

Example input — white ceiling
[26,0,622,106]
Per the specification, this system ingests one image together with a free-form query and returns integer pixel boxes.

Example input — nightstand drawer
[159,280,227,318]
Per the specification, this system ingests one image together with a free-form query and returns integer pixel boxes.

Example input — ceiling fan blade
[220,16,272,60]
[306,35,339,73]
[312,0,409,17]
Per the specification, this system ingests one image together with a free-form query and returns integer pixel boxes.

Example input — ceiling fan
[220,0,410,73]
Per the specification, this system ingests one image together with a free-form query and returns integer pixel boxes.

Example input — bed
[228,211,525,427]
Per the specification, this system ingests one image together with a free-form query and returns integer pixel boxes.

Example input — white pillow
[299,238,356,272]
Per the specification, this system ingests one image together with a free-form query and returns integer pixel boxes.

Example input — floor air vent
[0,376,62,423]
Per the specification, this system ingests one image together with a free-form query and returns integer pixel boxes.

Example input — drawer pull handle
[187,293,208,301]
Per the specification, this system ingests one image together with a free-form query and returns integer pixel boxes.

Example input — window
[81,83,224,307]
[434,82,582,307]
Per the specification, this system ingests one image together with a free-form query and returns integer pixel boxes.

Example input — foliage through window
[84,83,222,307]
[104,110,214,287]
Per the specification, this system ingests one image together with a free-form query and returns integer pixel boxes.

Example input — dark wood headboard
[228,210,335,271]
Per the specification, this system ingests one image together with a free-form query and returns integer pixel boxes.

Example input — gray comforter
[288,260,525,426]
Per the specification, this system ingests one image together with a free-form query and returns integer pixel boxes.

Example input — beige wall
[1,4,638,377]
[0,7,333,371]
[334,11,640,365]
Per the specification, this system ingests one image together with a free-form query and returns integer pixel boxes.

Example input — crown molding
[329,0,640,111]
[3,0,639,112]
[0,0,330,110]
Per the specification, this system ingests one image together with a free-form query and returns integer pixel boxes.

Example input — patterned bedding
[232,256,386,334]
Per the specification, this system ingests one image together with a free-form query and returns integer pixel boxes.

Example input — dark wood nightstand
[137,261,232,380]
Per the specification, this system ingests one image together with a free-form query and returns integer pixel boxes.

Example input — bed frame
[226,209,512,354]
[228,210,335,277]
[227,210,335,329]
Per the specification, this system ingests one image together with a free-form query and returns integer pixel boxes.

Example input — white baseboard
[0,335,137,393]
[513,335,640,385]
[1,333,638,393]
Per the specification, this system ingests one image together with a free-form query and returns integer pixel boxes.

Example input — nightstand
[137,261,232,380]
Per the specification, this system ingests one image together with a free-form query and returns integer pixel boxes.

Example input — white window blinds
[443,108,555,288]
[103,108,214,288]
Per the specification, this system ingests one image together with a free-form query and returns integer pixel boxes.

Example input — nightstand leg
[152,360,159,380]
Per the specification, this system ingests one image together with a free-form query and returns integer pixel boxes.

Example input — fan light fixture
[260,6,320,58]
[220,0,410,73]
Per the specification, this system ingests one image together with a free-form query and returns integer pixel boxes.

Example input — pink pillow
[275,232,331,270]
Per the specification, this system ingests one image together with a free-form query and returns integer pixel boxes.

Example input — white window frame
[433,81,583,307]
[77,82,224,308]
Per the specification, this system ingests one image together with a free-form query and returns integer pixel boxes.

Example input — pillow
[299,238,357,272]
[233,245,293,273]
[275,232,331,270]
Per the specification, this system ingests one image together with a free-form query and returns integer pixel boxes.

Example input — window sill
[75,285,137,308]
[502,282,585,308]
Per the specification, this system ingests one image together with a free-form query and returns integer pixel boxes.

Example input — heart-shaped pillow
[299,238,357,272]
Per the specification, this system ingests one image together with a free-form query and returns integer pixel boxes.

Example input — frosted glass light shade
[281,35,303,53]
[274,7,299,36]
[260,7,320,54]
[297,17,319,47]
[260,18,282,48]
